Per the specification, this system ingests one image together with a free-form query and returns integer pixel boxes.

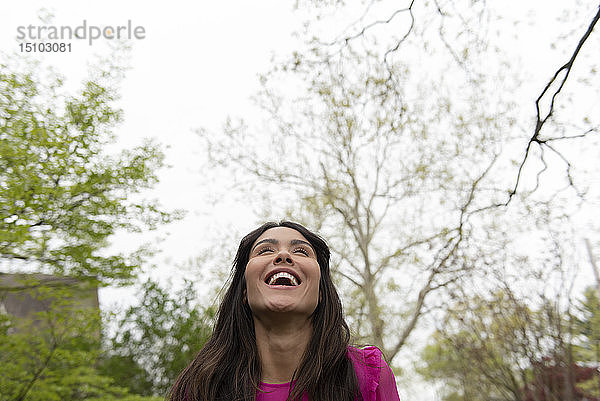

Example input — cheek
[309,264,322,293]
[312,262,321,281]
[244,263,259,298]
[245,260,260,281]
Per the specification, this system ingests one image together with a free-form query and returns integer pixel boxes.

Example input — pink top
[256,346,400,401]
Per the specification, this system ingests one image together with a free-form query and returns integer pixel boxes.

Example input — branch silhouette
[506,5,600,205]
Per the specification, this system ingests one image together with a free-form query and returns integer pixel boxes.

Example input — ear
[243,289,247,304]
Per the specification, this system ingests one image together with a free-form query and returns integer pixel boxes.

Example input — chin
[267,304,296,313]
[266,300,318,316]
[265,298,299,313]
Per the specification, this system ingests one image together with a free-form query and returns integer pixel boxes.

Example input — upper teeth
[268,272,299,286]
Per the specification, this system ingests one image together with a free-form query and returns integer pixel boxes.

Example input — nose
[274,250,293,265]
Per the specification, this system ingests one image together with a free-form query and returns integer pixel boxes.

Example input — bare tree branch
[506,5,600,205]
[322,1,415,48]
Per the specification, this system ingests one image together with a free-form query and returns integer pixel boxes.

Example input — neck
[254,314,312,384]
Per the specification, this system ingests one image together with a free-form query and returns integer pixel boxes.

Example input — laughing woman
[168,221,400,401]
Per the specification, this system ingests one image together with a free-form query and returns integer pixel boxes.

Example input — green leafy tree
[419,291,533,401]
[574,287,600,363]
[0,284,161,401]
[0,59,179,286]
[100,279,214,397]
[0,54,179,400]
[571,286,600,397]
[419,289,588,401]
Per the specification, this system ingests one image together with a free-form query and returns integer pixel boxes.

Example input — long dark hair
[168,221,361,401]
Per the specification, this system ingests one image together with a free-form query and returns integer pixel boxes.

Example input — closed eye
[256,247,275,255]
[293,247,309,256]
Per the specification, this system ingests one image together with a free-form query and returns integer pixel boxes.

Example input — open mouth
[264,271,300,286]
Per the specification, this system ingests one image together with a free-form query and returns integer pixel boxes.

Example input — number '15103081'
[20,42,72,52]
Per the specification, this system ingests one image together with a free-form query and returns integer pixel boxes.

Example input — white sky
[1,2,599,400]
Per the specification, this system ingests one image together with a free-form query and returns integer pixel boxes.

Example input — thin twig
[506,5,600,205]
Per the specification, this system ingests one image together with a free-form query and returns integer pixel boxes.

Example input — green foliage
[574,287,600,364]
[0,286,159,401]
[420,287,600,401]
[0,57,182,400]
[418,291,569,401]
[100,279,214,397]
[0,63,180,285]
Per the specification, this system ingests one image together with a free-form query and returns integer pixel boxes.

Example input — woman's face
[245,227,321,318]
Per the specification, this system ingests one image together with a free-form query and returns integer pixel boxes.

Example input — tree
[571,286,600,398]
[419,291,536,401]
[0,58,180,286]
[418,287,600,401]
[100,279,214,397]
[200,19,520,362]
[293,0,600,203]
[0,283,161,401]
[0,53,180,400]
[574,287,600,363]
[197,3,600,378]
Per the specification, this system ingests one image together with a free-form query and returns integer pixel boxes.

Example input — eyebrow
[251,238,315,252]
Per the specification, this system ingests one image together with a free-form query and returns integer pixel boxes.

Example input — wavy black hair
[168,221,360,401]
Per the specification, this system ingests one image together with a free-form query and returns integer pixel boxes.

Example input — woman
[169,221,400,401]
